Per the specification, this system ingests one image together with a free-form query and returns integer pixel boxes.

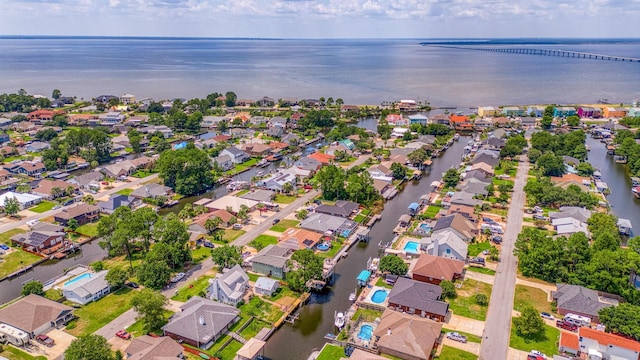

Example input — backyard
[0,228,25,244]
[448,279,492,321]
[316,344,345,360]
[467,241,491,257]
[0,346,47,360]
[220,229,245,243]
[65,287,138,336]
[0,249,43,279]
[172,276,213,302]
[126,310,173,336]
[273,194,297,204]
[75,222,100,237]
[269,219,299,232]
[509,321,560,356]
[29,201,56,213]
[249,235,278,250]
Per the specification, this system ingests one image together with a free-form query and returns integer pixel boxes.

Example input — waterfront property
[62,270,111,305]
[360,286,390,308]
[411,254,465,285]
[254,277,280,296]
[373,309,443,360]
[387,277,449,321]
[10,227,66,255]
[207,264,249,306]
[125,335,184,360]
[54,203,100,226]
[250,245,292,279]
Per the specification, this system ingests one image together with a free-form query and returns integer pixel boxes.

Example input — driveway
[40,328,76,360]
[445,314,485,337]
[441,338,481,355]
[479,157,530,360]
[464,270,495,285]
[93,308,138,339]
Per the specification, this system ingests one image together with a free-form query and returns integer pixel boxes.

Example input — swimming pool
[64,273,92,287]
[371,289,388,304]
[419,224,431,233]
[317,243,330,251]
[357,324,374,341]
[403,241,419,253]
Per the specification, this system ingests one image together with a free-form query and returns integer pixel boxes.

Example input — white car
[170,272,186,283]
[446,332,467,343]
[540,312,555,320]
[529,350,547,359]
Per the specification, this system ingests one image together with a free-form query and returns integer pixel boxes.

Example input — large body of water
[1,38,639,107]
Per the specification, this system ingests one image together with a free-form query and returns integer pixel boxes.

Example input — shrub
[475,293,488,306]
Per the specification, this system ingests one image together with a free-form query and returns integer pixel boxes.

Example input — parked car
[533,214,548,221]
[35,334,55,347]
[446,332,467,343]
[232,223,243,230]
[203,241,215,248]
[52,205,61,210]
[126,281,139,289]
[540,312,554,320]
[115,330,131,340]
[556,320,578,332]
[272,218,280,225]
[482,217,496,224]
[0,244,9,250]
[491,236,502,244]
[170,272,186,283]
[529,350,547,359]
[468,257,485,266]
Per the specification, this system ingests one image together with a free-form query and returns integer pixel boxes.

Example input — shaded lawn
[274,194,297,204]
[250,235,278,249]
[76,222,100,237]
[269,219,299,232]
[191,246,211,263]
[126,310,173,337]
[467,241,491,257]
[0,346,47,360]
[317,344,345,360]
[448,279,492,321]
[65,287,137,336]
[514,284,553,314]
[442,328,482,343]
[466,266,496,276]
[172,276,213,302]
[238,296,283,324]
[353,213,367,223]
[0,249,43,279]
[44,288,64,301]
[375,277,393,289]
[509,320,560,356]
[435,346,478,360]
[269,285,299,302]
[30,200,56,213]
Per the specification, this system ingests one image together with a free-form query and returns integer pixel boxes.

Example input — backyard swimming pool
[370,289,388,304]
[419,224,432,233]
[403,241,420,253]
[63,272,92,287]
[357,324,374,341]
[316,243,330,251]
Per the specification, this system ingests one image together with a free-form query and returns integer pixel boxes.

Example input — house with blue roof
[338,139,355,151]
[408,202,420,216]
[408,114,428,125]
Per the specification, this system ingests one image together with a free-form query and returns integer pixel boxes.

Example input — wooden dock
[273,292,310,328]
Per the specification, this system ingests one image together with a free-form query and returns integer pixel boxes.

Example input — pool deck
[44,265,91,291]
[357,285,389,310]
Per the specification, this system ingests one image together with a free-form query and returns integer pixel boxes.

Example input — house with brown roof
[32,179,78,199]
[373,309,443,360]
[11,229,66,254]
[470,162,495,178]
[239,143,272,157]
[0,294,73,339]
[125,335,184,360]
[432,213,477,241]
[387,277,449,321]
[27,109,65,124]
[411,254,465,285]
[13,161,46,177]
[54,203,100,226]
[278,228,322,250]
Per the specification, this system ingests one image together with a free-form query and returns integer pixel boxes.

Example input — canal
[263,136,469,360]
[586,136,640,236]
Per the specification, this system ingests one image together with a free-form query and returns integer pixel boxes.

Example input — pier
[422,44,640,63]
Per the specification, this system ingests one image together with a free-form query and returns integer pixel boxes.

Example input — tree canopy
[286,249,324,292]
[65,335,114,360]
[155,143,215,196]
[379,255,408,275]
[131,289,168,332]
[599,303,640,340]
[21,280,44,296]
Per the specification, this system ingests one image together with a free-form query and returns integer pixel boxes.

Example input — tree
[137,260,172,289]
[315,165,347,201]
[379,255,408,276]
[211,245,242,270]
[204,216,222,234]
[599,303,640,340]
[282,182,294,195]
[67,218,79,231]
[296,209,308,220]
[576,162,595,176]
[500,144,522,159]
[536,153,565,176]
[131,289,168,332]
[440,280,456,299]
[513,306,545,337]
[105,267,128,289]
[21,280,44,296]
[52,89,61,100]
[475,293,488,305]
[3,196,20,216]
[286,249,324,292]
[65,335,114,360]
[35,128,58,141]
[443,168,460,188]
[566,115,580,127]
[225,91,237,107]
[155,144,215,196]
[408,148,429,167]
[390,162,408,180]
[541,115,553,129]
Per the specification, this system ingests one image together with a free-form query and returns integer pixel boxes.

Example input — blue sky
[1,0,639,38]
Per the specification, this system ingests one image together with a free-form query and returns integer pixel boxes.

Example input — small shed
[618,218,632,236]
[357,270,371,287]
[408,202,420,216]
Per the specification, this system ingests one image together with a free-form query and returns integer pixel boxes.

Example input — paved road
[0,173,159,234]
[479,157,530,360]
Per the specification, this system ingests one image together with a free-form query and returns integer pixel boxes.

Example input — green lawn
[221,229,245,242]
[466,266,496,276]
[0,346,47,360]
[249,235,278,249]
[30,200,56,213]
[218,340,244,360]
[424,205,442,219]
[269,219,299,232]
[353,214,367,223]
[131,169,156,178]
[514,284,553,314]
[442,328,482,343]
[191,246,212,263]
[435,346,478,360]
[172,276,213,302]
[65,287,138,336]
[126,310,173,336]
[448,279,492,321]
[509,321,560,356]
[0,228,25,244]
[224,158,259,176]
[269,286,300,302]
[235,189,249,196]
[316,240,344,259]
[238,296,284,323]
[467,241,491,257]
[492,179,515,187]
[375,277,393,289]
[351,307,383,321]
[44,288,64,301]
[0,249,43,279]
[116,188,134,196]
[317,344,345,360]
[274,194,297,204]
[76,222,100,237]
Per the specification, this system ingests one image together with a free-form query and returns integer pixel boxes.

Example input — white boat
[256,170,264,176]
[349,292,356,302]
[257,159,269,167]
[454,133,460,141]
[334,311,345,329]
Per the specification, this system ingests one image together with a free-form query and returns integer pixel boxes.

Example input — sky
[1,0,639,38]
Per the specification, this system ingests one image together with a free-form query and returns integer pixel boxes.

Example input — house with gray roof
[471,152,500,167]
[250,245,292,279]
[458,178,490,197]
[254,277,280,297]
[448,191,483,208]
[269,116,287,128]
[549,206,592,223]
[162,296,240,349]
[68,171,103,190]
[552,284,614,322]
[131,183,172,200]
[213,154,233,171]
[97,194,137,214]
[62,270,111,305]
[387,277,449,322]
[299,213,357,237]
[315,200,359,218]
[420,230,468,261]
[207,265,248,306]
[293,157,322,172]
[432,213,477,241]
[220,146,249,164]
[239,189,275,203]
[125,335,183,360]
[0,294,73,340]
[256,172,296,192]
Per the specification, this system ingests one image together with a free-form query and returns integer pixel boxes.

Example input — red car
[115,330,131,340]
[35,334,55,347]
[556,320,578,332]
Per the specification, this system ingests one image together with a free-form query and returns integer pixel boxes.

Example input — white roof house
[62,270,111,305]
[0,191,42,210]
[205,196,259,214]
[207,265,248,306]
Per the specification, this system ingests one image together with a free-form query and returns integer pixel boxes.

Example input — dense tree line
[314,165,380,205]
[500,134,528,159]
[0,91,38,112]
[599,303,640,340]
[41,127,112,170]
[613,129,640,176]
[297,109,335,130]
[619,116,640,128]
[530,130,588,161]
[524,176,599,208]
[286,249,324,292]
[155,143,215,196]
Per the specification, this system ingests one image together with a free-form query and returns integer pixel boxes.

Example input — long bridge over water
[422,44,640,63]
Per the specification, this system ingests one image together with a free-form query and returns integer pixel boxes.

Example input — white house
[207,265,249,306]
[578,327,640,360]
[62,270,111,305]
[256,173,296,192]
[221,147,250,164]
[420,230,468,261]
[213,154,234,171]
[0,191,42,210]
[254,277,279,297]
[99,112,125,125]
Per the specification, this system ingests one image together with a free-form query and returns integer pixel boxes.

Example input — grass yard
[270,286,300,302]
[221,229,245,242]
[239,296,284,324]
[269,219,299,232]
[249,235,278,249]
[0,346,47,360]
[116,188,134,196]
[273,194,297,204]
[513,284,553,314]
[191,246,212,262]
[44,288,64,301]
[0,249,43,279]
[351,307,383,321]
[423,205,442,219]
[131,169,156,178]
[126,310,173,336]
[448,279,492,321]
[466,266,496,276]
[316,344,345,360]
[435,346,478,360]
[224,158,259,176]
[316,241,343,259]
[218,340,244,360]
[467,241,491,257]
[353,213,367,223]
[375,277,393,288]
[76,222,100,237]
[172,276,213,302]
[442,328,482,343]
[487,207,508,217]
[0,228,25,244]
[235,189,249,196]
[509,321,560,356]
[29,200,56,213]
[65,287,138,336]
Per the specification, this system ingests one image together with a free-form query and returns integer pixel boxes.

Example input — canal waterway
[263,136,469,360]
[586,136,640,236]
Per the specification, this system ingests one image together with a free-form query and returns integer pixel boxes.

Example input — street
[478,157,530,360]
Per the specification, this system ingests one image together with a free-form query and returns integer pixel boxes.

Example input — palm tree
[51,187,63,199]
[204,217,221,234]
[66,186,76,197]
[178,209,191,222]
[282,182,294,195]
